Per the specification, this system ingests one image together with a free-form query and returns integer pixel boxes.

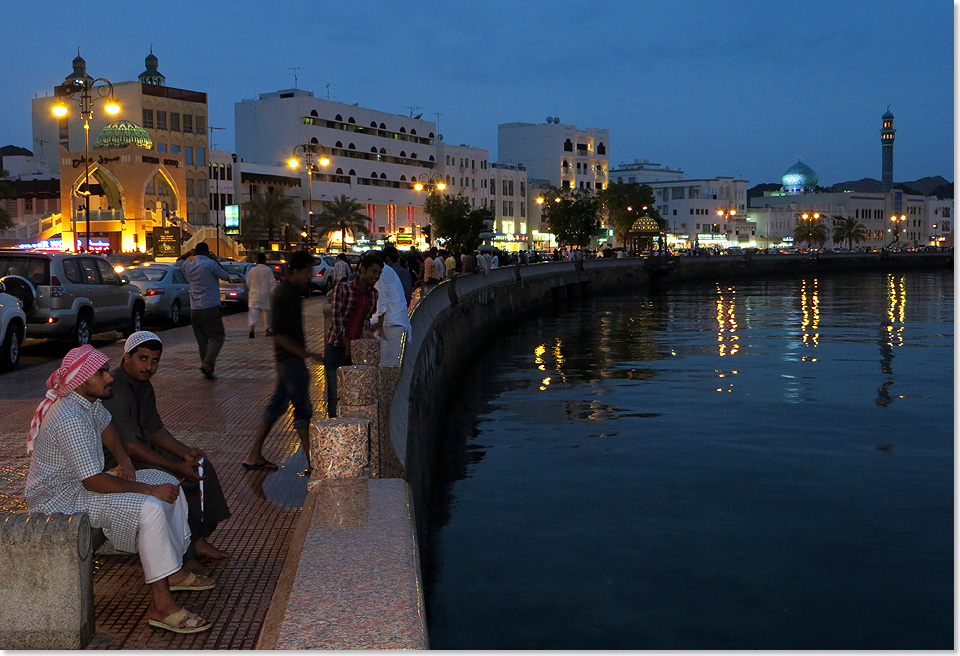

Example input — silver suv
[0,250,145,346]
[0,280,26,369]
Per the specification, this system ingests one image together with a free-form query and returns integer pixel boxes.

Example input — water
[423,270,954,650]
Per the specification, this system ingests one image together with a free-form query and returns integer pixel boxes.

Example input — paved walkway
[0,298,330,649]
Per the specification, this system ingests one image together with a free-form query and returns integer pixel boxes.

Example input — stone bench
[0,512,102,649]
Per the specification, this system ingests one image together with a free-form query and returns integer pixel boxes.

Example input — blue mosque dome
[781,159,818,195]
[93,120,154,149]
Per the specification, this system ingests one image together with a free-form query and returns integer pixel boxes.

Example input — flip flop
[169,571,216,592]
[242,460,279,471]
[148,608,212,634]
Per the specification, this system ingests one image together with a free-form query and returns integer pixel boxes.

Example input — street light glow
[104,100,120,115]
[51,103,68,117]
[414,182,424,191]
[287,158,300,168]
[436,182,446,190]
[318,156,330,167]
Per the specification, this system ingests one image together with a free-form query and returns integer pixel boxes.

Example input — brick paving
[0,297,330,649]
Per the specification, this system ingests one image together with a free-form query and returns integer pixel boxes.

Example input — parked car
[266,261,289,283]
[311,255,338,293]
[124,265,192,324]
[0,250,145,346]
[0,279,27,370]
[219,262,257,306]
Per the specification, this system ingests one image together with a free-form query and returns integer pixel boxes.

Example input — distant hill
[749,176,953,200]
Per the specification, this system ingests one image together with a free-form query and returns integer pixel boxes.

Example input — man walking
[245,252,277,338]
[383,245,412,307]
[176,242,242,379]
[324,251,382,417]
[104,331,232,561]
[372,249,411,366]
[26,345,213,634]
[244,251,323,473]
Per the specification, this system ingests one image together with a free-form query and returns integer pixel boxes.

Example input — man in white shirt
[245,252,278,338]
[372,250,412,366]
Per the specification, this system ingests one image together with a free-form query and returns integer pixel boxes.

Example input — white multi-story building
[497,120,609,193]
[609,159,684,184]
[643,177,751,248]
[235,88,440,247]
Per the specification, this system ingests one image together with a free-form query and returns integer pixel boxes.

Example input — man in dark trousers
[176,242,243,379]
[244,251,324,473]
[324,251,382,417]
[103,330,232,561]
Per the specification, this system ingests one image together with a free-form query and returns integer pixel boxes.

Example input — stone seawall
[390,251,952,530]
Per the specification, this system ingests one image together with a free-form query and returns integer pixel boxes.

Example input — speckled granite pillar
[350,339,380,366]
[376,366,404,479]
[309,418,369,479]
[337,365,378,406]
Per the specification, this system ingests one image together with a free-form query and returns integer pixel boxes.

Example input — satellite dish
[554,117,560,124]
[546,116,552,124]
[437,133,443,141]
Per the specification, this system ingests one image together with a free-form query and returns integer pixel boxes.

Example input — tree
[832,215,868,250]
[424,193,488,252]
[314,194,371,251]
[598,181,661,246]
[0,170,14,233]
[539,187,600,248]
[792,215,828,250]
[241,188,299,247]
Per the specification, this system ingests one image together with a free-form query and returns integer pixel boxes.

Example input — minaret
[880,106,895,190]
[138,47,166,86]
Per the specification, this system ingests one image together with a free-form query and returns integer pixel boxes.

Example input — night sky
[2,0,953,186]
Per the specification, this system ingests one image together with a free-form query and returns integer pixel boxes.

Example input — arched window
[370,121,377,127]
[401,151,407,158]
[335,114,343,121]
[370,171,378,178]
[563,160,570,169]
[429,155,435,162]
[411,129,417,135]
[336,168,344,175]
[380,148,386,154]
[597,142,606,155]
[410,152,418,159]
[444,155,449,164]
[335,141,343,148]
[380,173,387,179]
[429,132,435,138]
[400,175,407,181]
[310,110,319,117]
[563,139,573,152]
[399,127,407,133]
[371,147,378,153]
[348,117,356,124]
[348,143,356,150]
[310,137,319,144]
[348,169,356,176]
[379,123,386,129]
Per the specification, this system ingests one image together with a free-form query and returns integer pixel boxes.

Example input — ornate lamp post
[412,173,446,247]
[52,71,120,252]
[889,213,906,246]
[288,144,330,252]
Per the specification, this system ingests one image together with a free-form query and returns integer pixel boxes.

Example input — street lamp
[412,173,446,246]
[889,214,906,246]
[288,143,331,252]
[53,73,120,252]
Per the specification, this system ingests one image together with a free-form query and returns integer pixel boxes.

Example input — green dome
[93,120,154,149]
[781,159,818,194]
[630,215,661,233]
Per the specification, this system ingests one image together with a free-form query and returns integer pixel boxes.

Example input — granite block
[337,366,378,405]
[309,418,369,479]
[351,339,380,366]
[309,478,370,530]
[338,403,379,478]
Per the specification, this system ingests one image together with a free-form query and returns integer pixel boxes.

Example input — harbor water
[422,269,953,650]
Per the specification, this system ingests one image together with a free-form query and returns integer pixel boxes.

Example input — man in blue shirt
[176,242,241,379]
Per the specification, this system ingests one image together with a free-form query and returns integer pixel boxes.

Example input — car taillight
[316,268,326,277]
[229,291,238,297]
[51,275,62,286]
[144,288,165,296]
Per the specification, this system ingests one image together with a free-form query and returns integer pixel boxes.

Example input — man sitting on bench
[103,331,231,562]
[25,345,214,634]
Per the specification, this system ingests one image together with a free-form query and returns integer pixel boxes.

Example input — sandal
[148,608,212,634]
[169,571,216,592]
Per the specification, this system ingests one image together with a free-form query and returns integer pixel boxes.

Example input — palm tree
[242,189,299,247]
[832,215,868,251]
[792,217,828,251]
[314,195,371,251]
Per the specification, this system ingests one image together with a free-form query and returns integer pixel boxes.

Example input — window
[170,112,180,132]
[184,147,194,165]
[171,144,180,155]
[95,258,118,284]
[502,180,508,195]
[183,114,193,134]
[226,164,233,181]
[490,179,496,194]
[196,179,207,197]
[156,143,167,153]
[195,115,205,134]
[563,139,573,152]
[156,111,167,130]
[186,178,195,197]
[196,147,205,166]
[142,109,154,129]
[503,200,508,215]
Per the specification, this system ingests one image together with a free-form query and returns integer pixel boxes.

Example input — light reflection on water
[423,270,953,650]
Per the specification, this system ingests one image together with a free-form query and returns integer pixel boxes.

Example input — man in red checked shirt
[324,251,383,417]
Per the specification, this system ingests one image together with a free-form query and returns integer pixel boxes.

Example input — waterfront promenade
[0,299,328,649]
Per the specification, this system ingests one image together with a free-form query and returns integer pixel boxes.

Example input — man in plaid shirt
[324,251,383,417]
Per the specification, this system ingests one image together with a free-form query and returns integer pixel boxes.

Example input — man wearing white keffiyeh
[25,345,215,634]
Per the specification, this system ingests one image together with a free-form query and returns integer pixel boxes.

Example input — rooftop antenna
[290,66,302,89]
[325,83,332,100]
[433,112,442,134]
[404,105,423,118]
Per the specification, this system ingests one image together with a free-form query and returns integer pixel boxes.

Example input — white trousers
[379,324,410,366]
[248,306,271,330]
[138,490,191,584]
